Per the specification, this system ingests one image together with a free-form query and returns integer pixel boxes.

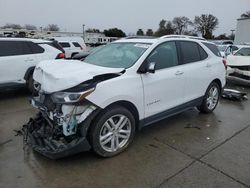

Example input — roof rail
[160,35,206,41]
[124,36,156,39]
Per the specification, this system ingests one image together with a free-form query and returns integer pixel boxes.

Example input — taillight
[222,59,227,69]
[56,53,65,59]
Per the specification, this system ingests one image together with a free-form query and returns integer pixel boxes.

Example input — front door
[140,41,186,118]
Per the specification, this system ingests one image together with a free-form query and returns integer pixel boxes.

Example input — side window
[28,42,45,54]
[0,41,31,56]
[232,46,239,51]
[73,42,81,47]
[198,45,208,60]
[202,42,221,57]
[147,41,178,70]
[20,42,33,55]
[59,42,71,48]
[180,41,201,64]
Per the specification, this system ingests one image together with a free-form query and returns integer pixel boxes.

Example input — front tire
[27,75,39,95]
[90,105,136,157]
[197,82,220,113]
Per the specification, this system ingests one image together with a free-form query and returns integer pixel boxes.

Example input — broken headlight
[51,88,95,103]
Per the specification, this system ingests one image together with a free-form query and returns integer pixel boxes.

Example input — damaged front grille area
[23,113,91,159]
[229,72,250,80]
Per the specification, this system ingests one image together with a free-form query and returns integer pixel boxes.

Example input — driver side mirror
[147,62,156,74]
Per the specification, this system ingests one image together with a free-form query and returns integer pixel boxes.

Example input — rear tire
[90,105,136,157]
[197,82,220,113]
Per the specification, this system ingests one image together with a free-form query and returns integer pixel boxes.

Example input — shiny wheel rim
[207,86,219,110]
[99,114,131,152]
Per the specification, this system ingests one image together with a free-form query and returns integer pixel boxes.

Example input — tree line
[1,11,249,38]
[0,24,60,31]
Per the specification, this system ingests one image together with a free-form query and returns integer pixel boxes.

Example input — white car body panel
[227,55,250,66]
[33,60,124,93]
[33,37,226,122]
[0,38,61,84]
[0,54,37,84]
[141,67,185,117]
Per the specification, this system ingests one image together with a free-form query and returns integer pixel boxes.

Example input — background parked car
[0,38,65,93]
[217,44,239,57]
[72,45,105,60]
[226,45,250,86]
[51,37,87,58]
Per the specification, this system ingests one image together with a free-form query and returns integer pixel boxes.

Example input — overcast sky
[0,0,249,35]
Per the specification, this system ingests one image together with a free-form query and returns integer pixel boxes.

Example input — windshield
[235,47,250,56]
[84,42,151,68]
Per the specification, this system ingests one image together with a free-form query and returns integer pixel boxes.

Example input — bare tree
[2,23,22,29]
[146,29,154,36]
[193,14,218,39]
[24,24,37,30]
[172,16,192,34]
[46,24,60,31]
[241,11,250,18]
[136,29,144,36]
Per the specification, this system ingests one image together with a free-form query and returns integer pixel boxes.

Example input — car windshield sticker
[134,44,151,49]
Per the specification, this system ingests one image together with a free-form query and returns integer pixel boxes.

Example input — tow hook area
[22,113,91,159]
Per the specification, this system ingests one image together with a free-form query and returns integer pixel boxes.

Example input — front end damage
[23,94,99,159]
[227,66,250,86]
[22,60,125,159]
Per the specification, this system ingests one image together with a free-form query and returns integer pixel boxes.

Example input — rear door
[141,41,186,118]
[177,41,211,102]
[0,41,37,84]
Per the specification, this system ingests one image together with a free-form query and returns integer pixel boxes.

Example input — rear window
[45,42,65,52]
[59,42,70,48]
[73,42,81,48]
[202,42,221,57]
[180,41,207,64]
[0,41,33,56]
[28,42,44,54]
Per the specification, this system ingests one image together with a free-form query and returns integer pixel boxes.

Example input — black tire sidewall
[90,105,136,157]
[199,82,220,113]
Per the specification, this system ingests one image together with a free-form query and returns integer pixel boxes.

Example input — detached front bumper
[23,113,91,159]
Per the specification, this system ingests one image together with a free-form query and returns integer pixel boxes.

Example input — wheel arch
[211,78,222,93]
[104,100,140,130]
[24,66,35,81]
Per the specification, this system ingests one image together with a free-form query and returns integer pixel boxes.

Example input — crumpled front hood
[33,60,124,93]
[227,55,250,66]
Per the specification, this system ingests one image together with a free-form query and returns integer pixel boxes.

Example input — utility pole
[82,24,85,40]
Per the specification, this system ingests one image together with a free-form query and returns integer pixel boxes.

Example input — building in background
[0,29,118,46]
[234,17,250,45]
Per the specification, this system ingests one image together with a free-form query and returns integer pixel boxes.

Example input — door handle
[175,71,184,75]
[24,59,34,62]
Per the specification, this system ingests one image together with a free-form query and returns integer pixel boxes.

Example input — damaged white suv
[23,36,226,159]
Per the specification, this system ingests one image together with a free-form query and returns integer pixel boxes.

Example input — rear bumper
[23,113,91,159]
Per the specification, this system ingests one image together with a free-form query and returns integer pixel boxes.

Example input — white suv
[52,37,87,58]
[23,36,226,159]
[0,38,65,92]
